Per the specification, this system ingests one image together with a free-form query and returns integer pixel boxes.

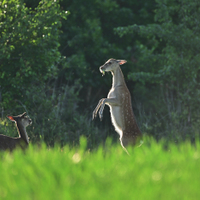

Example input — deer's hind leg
[121,129,142,147]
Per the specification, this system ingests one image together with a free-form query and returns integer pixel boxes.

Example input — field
[0,137,200,200]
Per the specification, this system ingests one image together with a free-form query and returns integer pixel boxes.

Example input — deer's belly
[109,106,124,137]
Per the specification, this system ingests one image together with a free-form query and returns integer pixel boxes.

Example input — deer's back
[122,89,141,137]
[0,135,26,151]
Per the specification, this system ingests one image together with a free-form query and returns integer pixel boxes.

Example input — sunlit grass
[0,137,200,200]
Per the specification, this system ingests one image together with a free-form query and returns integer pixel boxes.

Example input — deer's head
[99,58,127,76]
[7,112,32,127]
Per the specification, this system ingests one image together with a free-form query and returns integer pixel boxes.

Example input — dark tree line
[1,0,199,147]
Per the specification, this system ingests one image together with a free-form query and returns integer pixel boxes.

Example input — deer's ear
[21,112,26,117]
[7,116,15,122]
[117,60,127,65]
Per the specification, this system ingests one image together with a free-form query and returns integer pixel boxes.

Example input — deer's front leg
[92,98,105,120]
[99,98,121,121]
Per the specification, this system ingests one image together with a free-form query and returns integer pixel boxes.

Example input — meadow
[0,137,200,200]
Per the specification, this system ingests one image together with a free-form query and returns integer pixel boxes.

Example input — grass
[0,137,200,200]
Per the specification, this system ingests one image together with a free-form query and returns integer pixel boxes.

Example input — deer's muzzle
[29,119,32,125]
[99,66,106,76]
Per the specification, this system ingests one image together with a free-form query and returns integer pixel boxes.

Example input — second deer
[0,112,32,151]
[93,58,142,151]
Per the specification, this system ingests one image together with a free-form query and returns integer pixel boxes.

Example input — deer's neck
[16,123,29,144]
[111,67,126,88]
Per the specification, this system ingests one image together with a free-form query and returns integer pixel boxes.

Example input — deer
[0,112,32,151]
[93,58,142,153]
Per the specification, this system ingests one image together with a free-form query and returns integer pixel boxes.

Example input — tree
[58,0,155,107]
[0,0,68,109]
[115,0,200,141]
[0,0,158,147]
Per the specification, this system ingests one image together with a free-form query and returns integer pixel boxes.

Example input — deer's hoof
[99,114,103,121]
[92,111,97,120]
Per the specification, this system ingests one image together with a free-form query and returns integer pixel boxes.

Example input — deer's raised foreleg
[98,98,121,121]
[92,98,105,120]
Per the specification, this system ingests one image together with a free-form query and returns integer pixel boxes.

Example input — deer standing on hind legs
[93,58,142,153]
[0,112,32,151]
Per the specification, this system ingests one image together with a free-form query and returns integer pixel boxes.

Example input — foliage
[2,0,200,146]
[58,0,155,106]
[0,81,107,148]
[0,138,200,199]
[0,0,68,109]
[0,0,156,146]
[115,0,200,140]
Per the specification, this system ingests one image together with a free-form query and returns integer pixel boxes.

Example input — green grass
[0,137,200,200]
